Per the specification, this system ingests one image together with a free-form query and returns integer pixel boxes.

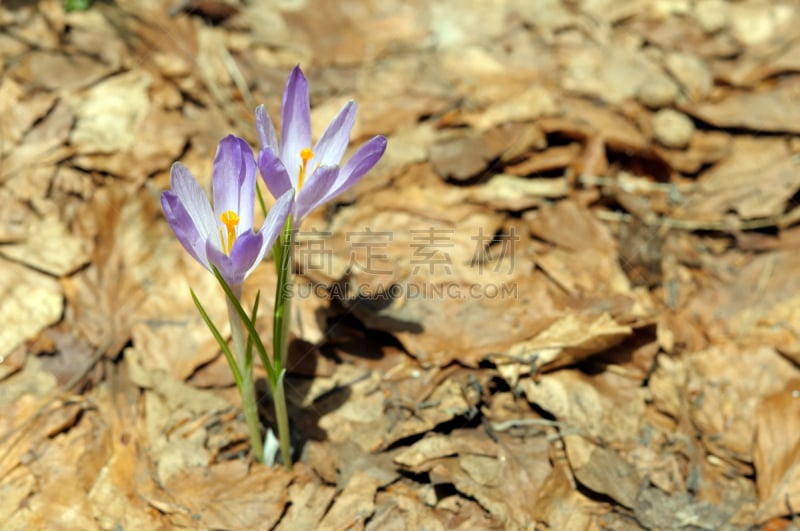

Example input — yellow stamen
[219,210,240,255]
[298,148,314,190]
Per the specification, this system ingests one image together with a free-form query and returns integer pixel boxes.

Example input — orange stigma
[298,148,314,190]
[218,210,240,255]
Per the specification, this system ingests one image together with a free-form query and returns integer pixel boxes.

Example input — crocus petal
[205,243,241,289]
[212,135,257,234]
[161,191,211,270]
[312,100,357,168]
[258,146,293,199]
[229,230,267,281]
[280,65,312,186]
[205,231,261,290]
[239,190,293,280]
[260,189,295,249]
[295,165,339,222]
[168,162,216,240]
[322,135,387,205]
[255,104,279,154]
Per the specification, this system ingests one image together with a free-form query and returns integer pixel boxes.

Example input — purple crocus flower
[161,135,293,290]
[255,65,387,225]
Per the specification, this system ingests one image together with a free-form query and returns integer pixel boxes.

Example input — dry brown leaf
[429,132,494,181]
[126,347,231,485]
[691,250,800,356]
[0,81,56,153]
[754,379,800,522]
[370,480,498,531]
[505,143,581,177]
[499,312,632,376]
[15,409,108,530]
[151,460,292,529]
[467,174,569,211]
[521,369,646,445]
[0,465,35,523]
[465,85,560,131]
[394,430,498,471]
[65,185,183,362]
[687,346,796,465]
[686,78,800,134]
[634,486,738,530]
[0,259,63,359]
[0,214,89,276]
[0,97,74,190]
[69,70,152,153]
[0,345,25,382]
[131,251,228,381]
[560,40,667,106]
[388,376,474,448]
[353,276,555,368]
[528,199,617,252]
[535,247,635,300]
[425,430,553,528]
[63,7,125,70]
[564,434,642,509]
[276,472,337,531]
[653,129,731,175]
[677,137,800,220]
[665,51,714,103]
[11,50,114,91]
[532,455,607,530]
[85,363,165,529]
[543,97,650,152]
[317,469,389,530]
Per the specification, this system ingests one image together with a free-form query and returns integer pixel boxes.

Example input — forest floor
[2,0,800,529]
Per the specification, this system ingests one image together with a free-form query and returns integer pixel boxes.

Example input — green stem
[226,295,263,463]
[270,217,294,468]
[273,219,294,372]
[273,371,292,469]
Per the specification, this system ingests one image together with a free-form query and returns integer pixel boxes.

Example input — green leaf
[272,215,294,376]
[64,0,92,11]
[190,288,243,390]
[210,265,277,383]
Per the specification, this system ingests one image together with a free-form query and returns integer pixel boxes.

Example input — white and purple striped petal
[161,189,210,269]
[279,66,312,189]
[312,101,357,168]
[212,135,256,235]
[258,145,292,199]
[168,162,217,240]
[255,104,279,155]
[294,165,339,222]
[322,135,387,205]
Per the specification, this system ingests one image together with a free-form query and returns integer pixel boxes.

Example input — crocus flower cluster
[162,66,387,286]
[160,65,386,467]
